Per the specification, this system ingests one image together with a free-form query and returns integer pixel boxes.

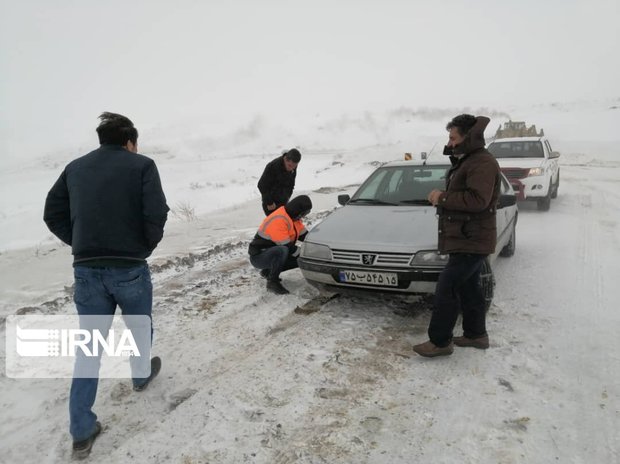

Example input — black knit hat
[285,195,312,219]
[284,148,301,163]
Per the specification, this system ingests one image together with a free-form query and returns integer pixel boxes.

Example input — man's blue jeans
[69,264,152,441]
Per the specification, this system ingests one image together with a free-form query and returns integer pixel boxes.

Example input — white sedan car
[299,160,518,308]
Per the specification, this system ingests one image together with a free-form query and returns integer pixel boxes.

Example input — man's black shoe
[133,356,162,392]
[266,280,289,295]
[72,421,102,460]
[260,269,281,281]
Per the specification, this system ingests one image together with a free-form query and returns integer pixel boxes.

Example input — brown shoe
[453,335,489,349]
[72,421,102,460]
[412,340,454,358]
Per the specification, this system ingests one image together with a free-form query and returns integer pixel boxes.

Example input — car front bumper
[504,175,550,200]
[298,258,442,294]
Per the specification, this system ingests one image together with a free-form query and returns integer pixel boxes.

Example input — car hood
[306,205,438,253]
[496,158,545,169]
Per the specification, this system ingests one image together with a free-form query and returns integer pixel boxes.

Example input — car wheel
[499,223,516,257]
[551,171,560,199]
[478,257,495,312]
[537,188,551,211]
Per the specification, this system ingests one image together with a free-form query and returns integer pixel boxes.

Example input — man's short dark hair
[446,114,477,136]
[284,148,301,163]
[96,112,138,146]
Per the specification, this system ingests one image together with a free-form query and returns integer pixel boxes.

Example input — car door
[495,175,512,249]
[544,140,559,180]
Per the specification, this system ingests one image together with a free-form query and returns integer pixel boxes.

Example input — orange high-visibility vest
[257,206,307,245]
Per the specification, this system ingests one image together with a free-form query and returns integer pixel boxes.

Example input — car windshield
[350,165,448,205]
[488,141,544,158]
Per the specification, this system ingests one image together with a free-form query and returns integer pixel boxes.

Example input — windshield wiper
[348,198,399,206]
[399,199,432,205]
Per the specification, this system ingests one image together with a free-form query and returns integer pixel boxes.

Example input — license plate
[338,270,398,287]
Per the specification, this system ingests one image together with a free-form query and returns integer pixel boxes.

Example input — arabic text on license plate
[338,270,398,287]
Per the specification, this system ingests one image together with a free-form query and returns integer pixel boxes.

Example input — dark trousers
[428,253,487,347]
[249,245,298,281]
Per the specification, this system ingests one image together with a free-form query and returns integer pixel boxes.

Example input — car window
[500,174,512,195]
[387,169,404,194]
[352,165,448,203]
[354,169,389,199]
[488,141,544,158]
[546,140,553,152]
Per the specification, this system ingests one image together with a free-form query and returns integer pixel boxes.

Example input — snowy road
[1,163,619,464]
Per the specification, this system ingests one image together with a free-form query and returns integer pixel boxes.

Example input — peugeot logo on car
[362,254,377,265]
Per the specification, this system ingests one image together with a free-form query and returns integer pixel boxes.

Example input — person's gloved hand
[291,246,301,258]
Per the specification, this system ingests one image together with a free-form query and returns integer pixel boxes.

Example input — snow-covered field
[1,102,619,463]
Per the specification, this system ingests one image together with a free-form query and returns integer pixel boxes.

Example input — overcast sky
[1,0,618,162]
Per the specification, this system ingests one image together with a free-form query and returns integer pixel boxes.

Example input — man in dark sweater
[44,112,169,458]
[257,148,301,215]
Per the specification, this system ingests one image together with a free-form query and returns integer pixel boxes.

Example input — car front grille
[501,168,530,180]
[331,249,413,267]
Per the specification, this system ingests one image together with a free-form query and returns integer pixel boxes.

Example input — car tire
[551,171,560,199]
[537,188,551,211]
[499,223,516,257]
[478,257,495,312]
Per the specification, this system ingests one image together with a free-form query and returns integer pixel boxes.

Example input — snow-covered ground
[1,102,619,463]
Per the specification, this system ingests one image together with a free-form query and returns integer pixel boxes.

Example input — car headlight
[409,251,448,267]
[301,242,333,260]
[528,167,543,176]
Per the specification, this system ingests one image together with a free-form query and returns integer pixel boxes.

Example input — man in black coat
[413,114,500,358]
[257,148,301,215]
[44,112,169,458]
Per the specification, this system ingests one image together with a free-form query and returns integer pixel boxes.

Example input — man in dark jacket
[44,112,169,458]
[257,148,301,215]
[413,114,501,358]
[248,195,312,294]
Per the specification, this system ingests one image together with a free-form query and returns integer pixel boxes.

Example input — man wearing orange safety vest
[248,195,312,294]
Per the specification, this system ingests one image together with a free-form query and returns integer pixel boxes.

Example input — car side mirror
[338,194,350,206]
[498,194,517,209]
[550,151,561,159]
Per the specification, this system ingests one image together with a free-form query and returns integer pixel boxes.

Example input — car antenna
[422,142,437,166]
